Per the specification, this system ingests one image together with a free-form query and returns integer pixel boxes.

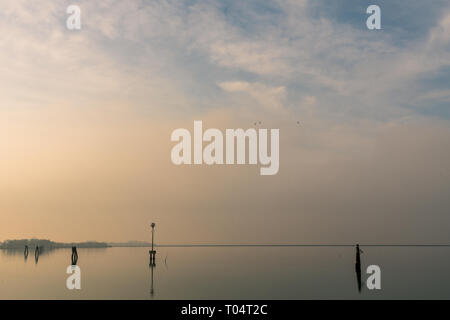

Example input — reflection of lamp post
[150,262,154,297]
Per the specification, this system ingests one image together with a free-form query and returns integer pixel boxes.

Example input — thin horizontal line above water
[152,244,450,247]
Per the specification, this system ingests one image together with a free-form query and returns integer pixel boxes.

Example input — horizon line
[3,239,450,248]
[136,243,450,247]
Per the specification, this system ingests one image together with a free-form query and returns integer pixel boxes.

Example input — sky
[1,0,450,244]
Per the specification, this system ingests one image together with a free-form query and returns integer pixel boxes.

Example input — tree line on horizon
[0,239,109,249]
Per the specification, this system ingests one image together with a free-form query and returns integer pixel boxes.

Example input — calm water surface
[1,246,450,299]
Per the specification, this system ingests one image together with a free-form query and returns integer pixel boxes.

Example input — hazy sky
[1,0,450,244]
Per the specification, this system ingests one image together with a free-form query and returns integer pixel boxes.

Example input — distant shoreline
[2,239,450,249]
[0,239,109,249]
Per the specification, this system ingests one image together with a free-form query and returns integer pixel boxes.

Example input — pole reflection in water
[34,246,40,265]
[24,245,29,261]
[355,244,363,293]
[150,263,155,297]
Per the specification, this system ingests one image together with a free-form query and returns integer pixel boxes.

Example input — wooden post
[71,246,78,265]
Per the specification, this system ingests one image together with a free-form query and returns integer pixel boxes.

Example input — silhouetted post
[355,244,361,266]
[24,245,29,259]
[71,246,78,265]
[149,222,156,266]
[152,223,155,252]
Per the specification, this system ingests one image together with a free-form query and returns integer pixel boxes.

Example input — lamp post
[151,223,155,252]
[150,222,156,266]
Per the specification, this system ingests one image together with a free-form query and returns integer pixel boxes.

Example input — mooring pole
[150,222,156,266]
[152,223,155,252]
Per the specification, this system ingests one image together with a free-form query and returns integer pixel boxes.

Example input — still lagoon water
[1,246,450,299]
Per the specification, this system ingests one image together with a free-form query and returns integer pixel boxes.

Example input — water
[1,246,450,299]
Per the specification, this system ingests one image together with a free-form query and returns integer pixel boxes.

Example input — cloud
[218,81,286,113]
[2,0,449,119]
